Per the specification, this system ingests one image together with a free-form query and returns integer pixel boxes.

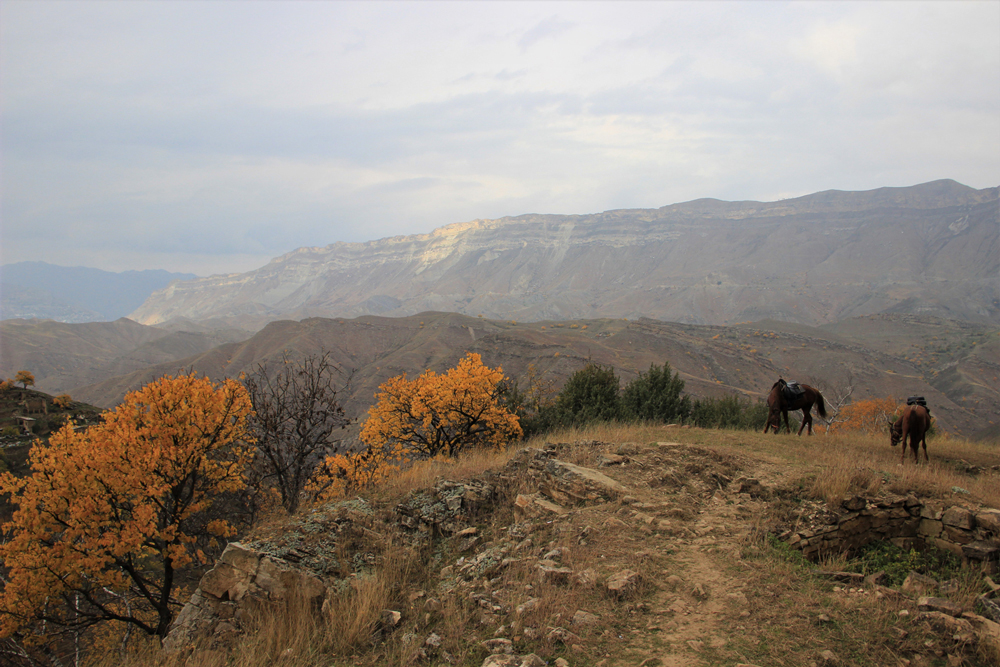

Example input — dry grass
[87,422,1000,667]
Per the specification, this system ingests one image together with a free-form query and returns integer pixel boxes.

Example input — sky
[1,1,998,277]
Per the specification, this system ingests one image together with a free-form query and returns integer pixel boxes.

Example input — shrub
[621,362,690,423]
[551,363,622,427]
[849,540,963,586]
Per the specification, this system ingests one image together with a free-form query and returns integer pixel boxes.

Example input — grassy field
[85,424,1000,667]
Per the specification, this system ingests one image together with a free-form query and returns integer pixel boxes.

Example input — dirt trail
[567,442,782,667]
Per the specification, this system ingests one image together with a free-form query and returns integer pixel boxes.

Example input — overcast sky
[2,1,997,277]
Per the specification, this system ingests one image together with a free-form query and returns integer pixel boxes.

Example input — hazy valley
[2,180,998,440]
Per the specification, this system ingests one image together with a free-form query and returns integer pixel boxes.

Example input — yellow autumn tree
[14,370,34,389]
[829,396,898,434]
[361,352,522,460]
[309,354,521,503]
[0,373,252,643]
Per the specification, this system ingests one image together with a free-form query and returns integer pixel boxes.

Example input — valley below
[1,311,997,440]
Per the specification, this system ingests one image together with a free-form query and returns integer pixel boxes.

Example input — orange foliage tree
[13,371,34,389]
[0,373,252,641]
[310,354,521,501]
[360,352,522,459]
[828,396,898,435]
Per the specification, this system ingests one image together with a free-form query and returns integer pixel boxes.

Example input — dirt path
[572,442,781,667]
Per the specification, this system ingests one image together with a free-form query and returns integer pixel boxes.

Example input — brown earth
[53,313,999,439]
[166,428,1000,667]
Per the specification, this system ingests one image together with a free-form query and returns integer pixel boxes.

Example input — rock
[961,612,1000,656]
[919,611,975,638]
[383,610,402,627]
[599,453,627,467]
[841,495,866,511]
[902,571,939,597]
[606,569,642,598]
[481,655,521,667]
[481,638,514,654]
[941,506,974,530]
[571,610,600,626]
[554,659,570,667]
[917,597,963,617]
[425,632,443,647]
[864,571,888,586]
[538,565,574,585]
[976,509,1000,534]
[515,493,567,518]
[731,477,768,498]
[516,598,540,617]
[542,459,629,502]
[819,649,839,665]
[547,627,583,644]
[571,569,598,589]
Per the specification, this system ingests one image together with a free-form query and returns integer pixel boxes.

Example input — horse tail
[815,390,827,418]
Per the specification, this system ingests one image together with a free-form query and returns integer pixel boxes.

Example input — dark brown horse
[890,404,930,464]
[763,378,827,435]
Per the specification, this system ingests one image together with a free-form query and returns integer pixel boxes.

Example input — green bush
[850,540,963,586]
[689,395,769,430]
[551,363,623,428]
[621,362,691,423]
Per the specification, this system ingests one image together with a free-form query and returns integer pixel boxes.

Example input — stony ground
[171,433,1000,667]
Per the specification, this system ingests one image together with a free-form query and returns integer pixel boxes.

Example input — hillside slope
[129,180,999,328]
[69,313,1000,437]
[0,318,251,396]
[162,429,1000,667]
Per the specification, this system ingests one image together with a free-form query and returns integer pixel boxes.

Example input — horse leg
[921,433,929,463]
[782,410,790,434]
[798,409,812,436]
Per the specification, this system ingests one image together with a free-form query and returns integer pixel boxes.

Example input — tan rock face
[129,182,1000,329]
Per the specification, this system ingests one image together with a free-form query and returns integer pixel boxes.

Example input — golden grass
[87,422,1000,667]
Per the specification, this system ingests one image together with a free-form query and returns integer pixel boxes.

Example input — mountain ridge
[128,180,1000,329]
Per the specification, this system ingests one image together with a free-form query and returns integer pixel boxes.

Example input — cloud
[1,1,997,276]
[518,15,575,51]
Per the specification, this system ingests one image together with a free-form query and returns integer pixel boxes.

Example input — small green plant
[1,425,20,438]
[850,540,963,586]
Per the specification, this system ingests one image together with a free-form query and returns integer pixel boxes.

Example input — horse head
[887,415,901,447]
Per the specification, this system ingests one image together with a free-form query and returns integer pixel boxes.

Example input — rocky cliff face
[129,180,1000,328]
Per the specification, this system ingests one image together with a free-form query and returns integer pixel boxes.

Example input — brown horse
[890,404,930,464]
[763,378,827,435]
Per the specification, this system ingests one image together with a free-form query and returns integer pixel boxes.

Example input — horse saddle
[907,396,927,408]
[782,381,805,401]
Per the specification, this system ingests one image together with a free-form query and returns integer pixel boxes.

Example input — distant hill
[129,180,999,329]
[0,317,251,396]
[63,312,1000,439]
[0,261,197,322]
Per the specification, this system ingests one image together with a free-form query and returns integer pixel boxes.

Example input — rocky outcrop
[162,445,626,655]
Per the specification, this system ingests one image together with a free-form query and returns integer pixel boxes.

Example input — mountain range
[129,179,999,330]
[0,262,197,323]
